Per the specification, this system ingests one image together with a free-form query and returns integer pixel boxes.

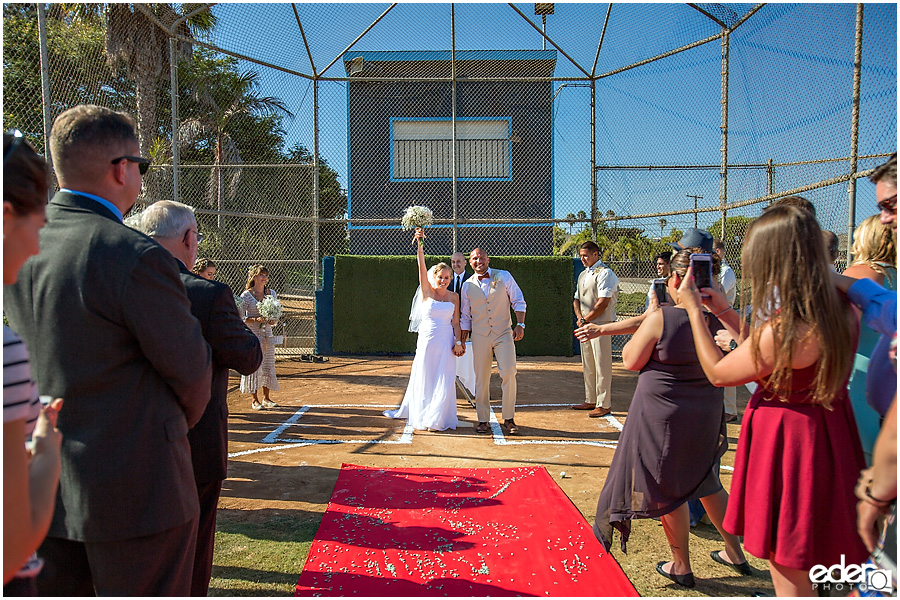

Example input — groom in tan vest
[459,248,527,435]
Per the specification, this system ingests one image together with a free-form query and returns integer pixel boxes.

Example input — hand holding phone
[652,278,668,304]
[690,253,713,297]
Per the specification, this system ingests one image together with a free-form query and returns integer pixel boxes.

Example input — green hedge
[332,255,574,356]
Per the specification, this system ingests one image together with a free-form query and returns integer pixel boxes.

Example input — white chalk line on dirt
[230,404,734,470]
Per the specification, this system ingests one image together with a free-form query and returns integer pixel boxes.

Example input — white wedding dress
[384,298,458,431]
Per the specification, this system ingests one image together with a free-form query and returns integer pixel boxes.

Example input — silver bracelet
[714,307,733,318]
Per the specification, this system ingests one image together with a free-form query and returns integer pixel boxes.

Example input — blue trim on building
[343,50,557,64]
[550,86,555,217]
[388,117,513,182]
[345,83,352,219]
[348,223,552,231]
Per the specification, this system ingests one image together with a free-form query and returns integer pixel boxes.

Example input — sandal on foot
[262,399,279,408]
[710,550,752,575]
[503,419,519,435]
[656,561,695,588]
[251,400,264,411]
[475,422,490,434]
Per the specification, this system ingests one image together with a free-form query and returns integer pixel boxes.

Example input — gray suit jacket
[4,191,212,542]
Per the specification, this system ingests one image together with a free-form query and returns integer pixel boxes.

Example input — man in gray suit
[138,200,263,596]
[4,105,212,596]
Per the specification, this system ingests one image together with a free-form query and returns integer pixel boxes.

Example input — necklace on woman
[251,288,265,301]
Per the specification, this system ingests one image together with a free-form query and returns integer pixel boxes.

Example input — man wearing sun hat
[670,228,714,254]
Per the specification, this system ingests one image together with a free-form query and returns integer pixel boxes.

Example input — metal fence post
[719,28,729,242]
[37,2,52,177]
[591,81,597,242]
[313,77,320,289]
[169,36,180,204]
[451,5,458,252]
[847,3,864,263]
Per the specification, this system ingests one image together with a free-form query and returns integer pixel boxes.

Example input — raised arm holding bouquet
[384,227,462,432]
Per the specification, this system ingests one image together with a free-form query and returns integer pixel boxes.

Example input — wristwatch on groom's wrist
[517,322,526,329]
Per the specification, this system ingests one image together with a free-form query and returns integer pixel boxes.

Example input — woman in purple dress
[592,248,748,589]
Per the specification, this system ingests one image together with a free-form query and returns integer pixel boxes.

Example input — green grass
[208,510,322,596]
[617,291,648,315]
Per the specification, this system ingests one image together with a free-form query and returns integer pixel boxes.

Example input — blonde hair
[428,262,451,286]
[849,214,896,277]
[741,205,854,409]
[244,264,270,294]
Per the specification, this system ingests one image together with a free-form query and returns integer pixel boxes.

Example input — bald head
[469,247,489,274]
[450,252,466,275]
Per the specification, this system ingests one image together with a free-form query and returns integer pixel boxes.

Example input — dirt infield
[220,356,775,597]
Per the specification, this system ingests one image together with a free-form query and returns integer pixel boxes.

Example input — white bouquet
[401,205,433,248]
[257,295,283,322]
[234,293,243,311]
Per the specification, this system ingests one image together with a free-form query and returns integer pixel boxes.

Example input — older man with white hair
[138,201,262,596]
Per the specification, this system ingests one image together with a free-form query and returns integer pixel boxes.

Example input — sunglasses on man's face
[877,194,897,215]
[111,155,151,176]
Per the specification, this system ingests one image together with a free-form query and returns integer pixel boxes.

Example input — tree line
[2,3,349,269]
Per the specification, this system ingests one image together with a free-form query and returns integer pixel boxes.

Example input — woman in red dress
[680,204,867,596]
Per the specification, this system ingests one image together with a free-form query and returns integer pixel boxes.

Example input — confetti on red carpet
[295,464,637,596]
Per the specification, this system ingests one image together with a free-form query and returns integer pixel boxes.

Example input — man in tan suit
[459,248,527,435]
[572,241,619,418]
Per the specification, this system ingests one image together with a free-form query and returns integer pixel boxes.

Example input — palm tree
[605,209,617,230]
[565,212,575,235]
[178,53,294,217]
[102,4,216,157]
[659,218,667,238]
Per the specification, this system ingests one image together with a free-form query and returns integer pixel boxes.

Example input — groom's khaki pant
[471,329,517,422]
[580,333,612,409]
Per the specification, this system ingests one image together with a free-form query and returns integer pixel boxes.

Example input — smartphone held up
[652,278,668,304]
[689,253,712,297]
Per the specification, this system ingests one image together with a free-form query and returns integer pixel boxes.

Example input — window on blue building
[391,119,511,181]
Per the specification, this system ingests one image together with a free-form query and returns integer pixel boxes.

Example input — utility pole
[687,194,703,228]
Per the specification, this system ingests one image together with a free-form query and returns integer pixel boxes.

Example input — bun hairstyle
[192,257,217,275]
[244,264,270,294]
[669,247,721,280]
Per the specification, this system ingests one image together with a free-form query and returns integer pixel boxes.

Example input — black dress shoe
[475,422,489,434]
[656,561,695,588]
[710,550,753,575]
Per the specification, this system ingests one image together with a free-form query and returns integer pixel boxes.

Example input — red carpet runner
[295,464,638,596]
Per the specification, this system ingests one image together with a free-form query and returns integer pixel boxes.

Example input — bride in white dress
[385,228,465,431]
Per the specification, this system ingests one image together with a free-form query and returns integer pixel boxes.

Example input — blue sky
[206,2,897,236]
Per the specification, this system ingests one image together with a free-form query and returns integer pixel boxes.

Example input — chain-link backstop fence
[4,3,896,355]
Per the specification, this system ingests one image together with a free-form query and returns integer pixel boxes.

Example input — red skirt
[724,385,868,570]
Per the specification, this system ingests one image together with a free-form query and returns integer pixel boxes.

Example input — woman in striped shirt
[3,131,63,592]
